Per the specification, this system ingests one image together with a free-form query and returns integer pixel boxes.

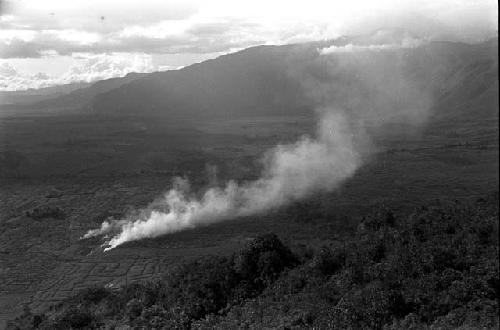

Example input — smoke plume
[85,110,361,250]
[84,42,432,250]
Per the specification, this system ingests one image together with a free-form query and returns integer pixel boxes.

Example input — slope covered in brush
[9,194,498,329]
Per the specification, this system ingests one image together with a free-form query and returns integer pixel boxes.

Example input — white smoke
[84,110,362,250]
[319,36,424,54]
[84,40,433,250]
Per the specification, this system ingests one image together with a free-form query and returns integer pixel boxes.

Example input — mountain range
[2,34,497,123]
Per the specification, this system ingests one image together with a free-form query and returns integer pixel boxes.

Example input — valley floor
[0,113,498,327]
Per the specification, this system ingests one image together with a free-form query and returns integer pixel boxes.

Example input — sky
[0,0,497,91]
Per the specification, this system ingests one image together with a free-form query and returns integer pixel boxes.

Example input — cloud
[0,0,497,90]
[319,31,425,54]
[0,62,17,76]
[1,0,497,60]
[0,39,43,58]
[0,22,260,58]
[62,53,156,82]
[0,0,197,32]
[0,53,160,90]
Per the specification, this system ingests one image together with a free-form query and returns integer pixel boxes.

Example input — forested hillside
[8,194,498,329]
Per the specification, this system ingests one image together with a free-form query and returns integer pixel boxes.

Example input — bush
[311,246,345,275]
[16,195,498,330]
[233,233,298,288]
[26,206,65,220]
[51,307,97,329]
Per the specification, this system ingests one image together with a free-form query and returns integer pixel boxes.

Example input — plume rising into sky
[84,42,434,249]
[0,0,497,90]
[85,110,362,250]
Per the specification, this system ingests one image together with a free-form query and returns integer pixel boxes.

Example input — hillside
[5,38,497,124]
[89,45,309,117]
[0,37,497,328]
[0,72,148,112]
[36,72,150,110]
[87,38,498,122]
[0,82,90,105]
[7,194,498,329]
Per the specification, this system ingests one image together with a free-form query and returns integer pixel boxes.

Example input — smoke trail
[85,40,433,250]
[84,110,362,250]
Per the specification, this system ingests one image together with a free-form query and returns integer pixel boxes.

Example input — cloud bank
[1,0,496,59]
[320,31,425,54]
[0,0,497,90]
[0,53,163,90]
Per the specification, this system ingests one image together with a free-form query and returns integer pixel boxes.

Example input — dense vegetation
[9,193,498,329]
[25,206,65,220]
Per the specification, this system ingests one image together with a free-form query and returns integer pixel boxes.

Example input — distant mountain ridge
[0,72,149,110]
[37,72,150,109]
[3,35,498,124]
[90,37,497,121]
[0,82,90,105]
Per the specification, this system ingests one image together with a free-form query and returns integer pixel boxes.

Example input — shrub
[311,246,345,275]
[51,307,97,329]
[232,233,298,290]
[18,195,498,330]
[26,206,65,220]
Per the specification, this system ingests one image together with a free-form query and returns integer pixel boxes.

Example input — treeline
[8,193,499,329]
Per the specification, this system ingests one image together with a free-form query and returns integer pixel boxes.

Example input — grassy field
[0,110,498,327]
